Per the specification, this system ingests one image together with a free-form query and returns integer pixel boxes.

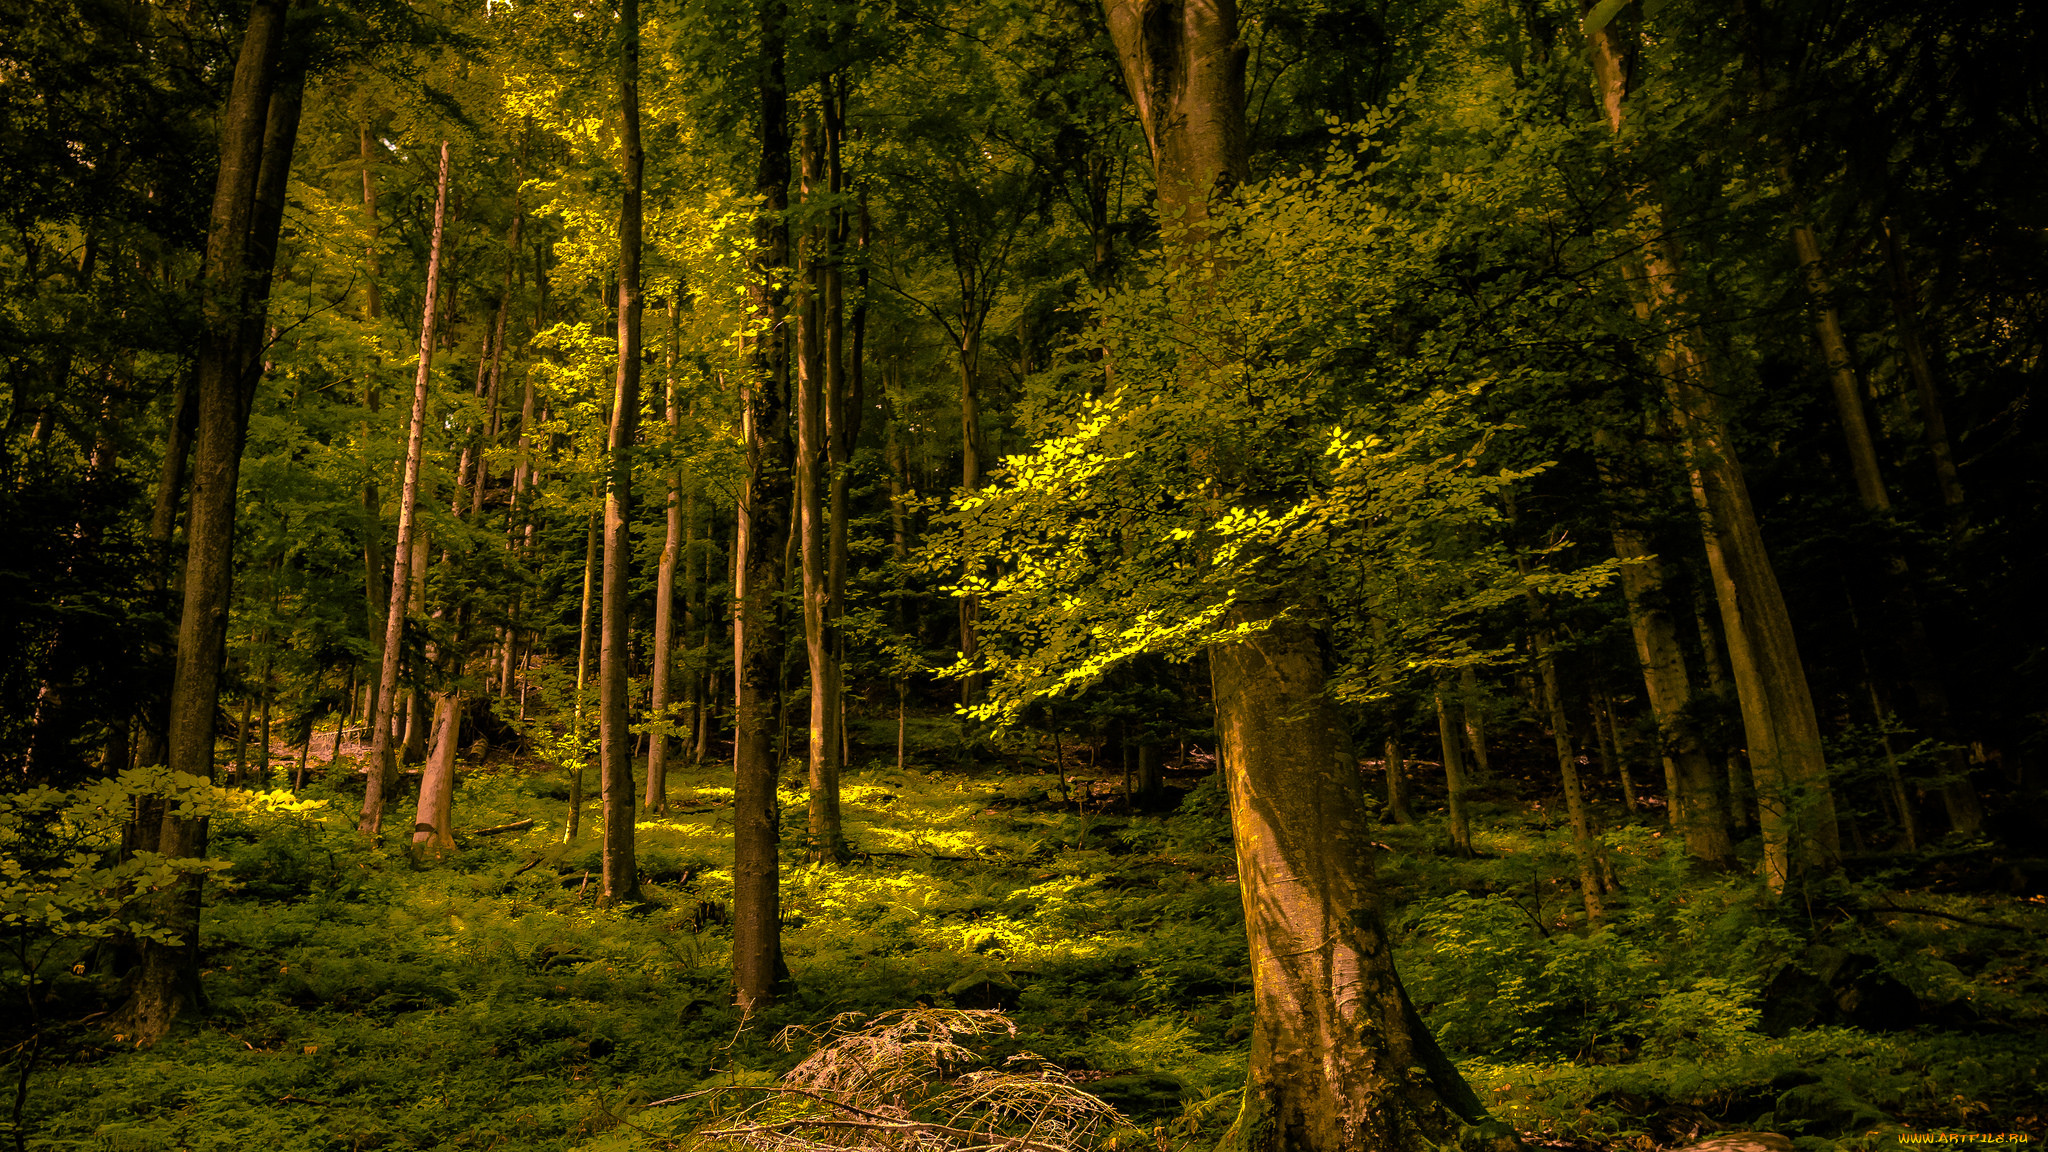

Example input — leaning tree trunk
[361,141,452,837]
[598,0,644,905]
[1584,9,1836,889]
[123,0,293,1043]
[1101,4,1502,1150]
[733,0,794,1010]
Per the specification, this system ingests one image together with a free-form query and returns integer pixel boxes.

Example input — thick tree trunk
[361,142,451,837]
[599,0,645,904]
[733,0,793,1009]
[123,0,292,1043]
[1103,4,1498,1149]
[1211,606,1491,1152]
[1585,14,1835,889]
[412,690,461,855]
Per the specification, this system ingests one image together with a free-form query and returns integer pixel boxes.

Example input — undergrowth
[8,737,2045,1152]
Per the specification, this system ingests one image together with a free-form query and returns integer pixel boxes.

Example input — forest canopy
[3,0,2046,1150]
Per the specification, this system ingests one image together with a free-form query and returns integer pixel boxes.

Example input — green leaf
[1582,0,1634,35]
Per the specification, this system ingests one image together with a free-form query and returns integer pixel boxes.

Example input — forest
[3,0,2046,1149]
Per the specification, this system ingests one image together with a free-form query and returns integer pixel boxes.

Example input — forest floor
[24,716,2048,1152]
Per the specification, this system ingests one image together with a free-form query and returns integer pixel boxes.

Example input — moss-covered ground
[21,720,2047,1152]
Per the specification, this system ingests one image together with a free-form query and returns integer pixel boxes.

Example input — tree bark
[797,113,846,865]
[1211,606,1492,1152]
[1528,622,1603,920]
[1382,736,1413,825]
[649,298,683,814]
[412,690,461,855]
[566,508,598,842]
[123,0,292,1043]
[733,0,794,1009]
[1599,456,1734,866]
[599,0,645,905]
[1434,689,1472,855]
[1595,691,1638,812]
[1584,11,1836,889]
[1458,665,1490,782]
[1102,4,1499,1149]
[361,141,452,837]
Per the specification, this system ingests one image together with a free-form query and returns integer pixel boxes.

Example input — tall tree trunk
[1599,449,1734,866]
[130,380,197,773]
[733,0,793,1009]
[1584,11,1836,889]
[568,510,598,842]
[649,298,683,815]
[599,0,645,905]
[123,0,293,1043]
[1102,5,1497,1149]
[797,113,846,865]
[412,690,461,855]
[361,141,452,836]
[1783,216,1984,837]
[956,322,984,710]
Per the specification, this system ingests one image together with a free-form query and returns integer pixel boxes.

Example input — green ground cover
[15,728,2047,1152]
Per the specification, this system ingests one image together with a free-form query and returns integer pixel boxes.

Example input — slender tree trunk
[1880,220,1965,528]
[123,0,293,1043]
[1596,691,1638,811]
[361,142,451,837]
[598,0,645,904]
[257,680,272,785]
[956,324,984,711]
[401,529,430,768]
[1435,689,1472,855]
[796,114,846,865]
[1459,665,1490,782]
[1599,452,1734,865]
[1102,5,1496,1148]
[649,299,682,814]
[232,695,251,786]
[1383,736,1412,825]
[1529,625,1603,919]
[130,380,197,772]
[733,0,793,1009]
[1585,13,1835,889]
[568,510,598,842]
